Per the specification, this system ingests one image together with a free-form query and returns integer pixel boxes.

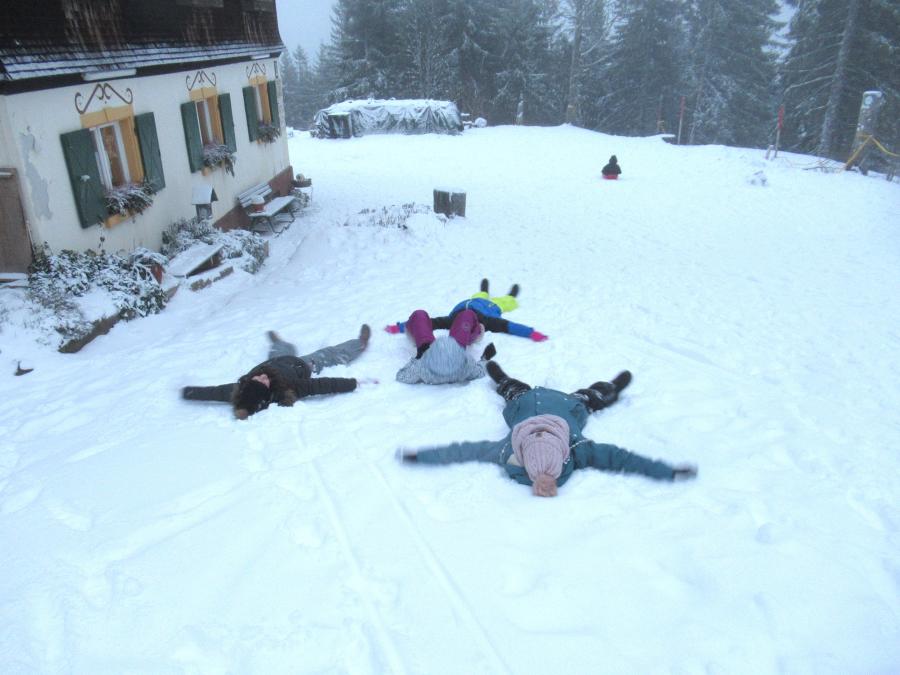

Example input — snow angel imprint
[181,325,375,419]
[401,362,697,496]
[386,278,548,385]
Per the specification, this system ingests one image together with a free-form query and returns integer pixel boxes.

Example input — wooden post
[433,188,466,217]
[845,91,884,171]
[775,105,784,158]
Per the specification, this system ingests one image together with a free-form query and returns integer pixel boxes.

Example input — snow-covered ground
[1,125,898,674]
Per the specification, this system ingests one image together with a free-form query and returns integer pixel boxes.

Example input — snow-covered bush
[257,122,281,144]
[105,182,154,217]
[27,245,168,342]
[202,143,236,176]
[162,217,267,274]
[343,203,443,230]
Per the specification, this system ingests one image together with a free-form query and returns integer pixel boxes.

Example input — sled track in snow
[307,457,408,675]
[367,460,514,675]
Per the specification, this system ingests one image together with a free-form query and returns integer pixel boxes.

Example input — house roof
[1,0,284,85]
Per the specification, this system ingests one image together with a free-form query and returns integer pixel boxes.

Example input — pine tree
[331,0,405,99]
[396,0,456,100]
[780,0,900,159]
[559,0,609,127]
[597,0,687,136]
[485,0,562,125]
[314,43,343,107]
[683,0,779,147]
[440,0,497,118]
[293,46,320,127]
[279,51,303,127]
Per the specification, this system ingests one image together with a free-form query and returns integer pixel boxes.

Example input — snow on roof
[314,99,464,138]
[0,0,282,84]
[320,99,460,115]
[0,42,279,82]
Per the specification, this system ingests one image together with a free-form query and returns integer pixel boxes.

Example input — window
[242,79,279,142]
[61,110,166,228]
[180,93,236,173]
[194,95,226,148]
[254,83,271,124]
[91,122,131,189]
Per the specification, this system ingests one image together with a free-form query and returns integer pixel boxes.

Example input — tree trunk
[564,1,584,125]
[819,0,861,159]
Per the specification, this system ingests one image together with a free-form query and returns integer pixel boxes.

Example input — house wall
[1,58,290,254]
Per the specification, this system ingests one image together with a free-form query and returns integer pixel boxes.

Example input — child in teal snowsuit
[401,362,697,496]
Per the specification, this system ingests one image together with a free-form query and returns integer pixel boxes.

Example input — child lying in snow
[400,362,697,496]
[181,325,374,419]
[386,279,547,385]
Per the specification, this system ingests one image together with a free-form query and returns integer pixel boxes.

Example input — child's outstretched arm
[401,440,504,465]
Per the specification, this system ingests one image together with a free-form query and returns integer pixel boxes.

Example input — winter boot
[487,361,531,401]
[576,371,632,412]
[486,360,506,383]
[508,283,520,297]
[480,278,489,293]
[359,323,371,349]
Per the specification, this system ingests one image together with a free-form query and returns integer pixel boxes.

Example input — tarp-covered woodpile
[313,99,463,139]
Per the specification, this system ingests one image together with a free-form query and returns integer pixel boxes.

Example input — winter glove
[480,342,497,361]
[384,324,401,334]
[672,464,698,481]
[529,330,548,342]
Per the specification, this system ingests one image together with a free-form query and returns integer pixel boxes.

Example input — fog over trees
[279,0,899,159]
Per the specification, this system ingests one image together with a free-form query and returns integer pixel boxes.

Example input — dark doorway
[0,168,33,272]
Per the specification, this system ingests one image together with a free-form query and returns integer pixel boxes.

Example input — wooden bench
[237,182,299,235]
[166,242,225,278]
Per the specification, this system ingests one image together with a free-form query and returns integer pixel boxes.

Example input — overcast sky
[275,0,336,62]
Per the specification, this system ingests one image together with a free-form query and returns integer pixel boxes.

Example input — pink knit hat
[511,414,570,497]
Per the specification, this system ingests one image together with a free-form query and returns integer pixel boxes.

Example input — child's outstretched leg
[448,308,482,346]
[405,309,436,358]
[268,330,298,359]
[486,361,532,402]
[472,279,520,313]
[299,324,371,374]
[572,370,632,412]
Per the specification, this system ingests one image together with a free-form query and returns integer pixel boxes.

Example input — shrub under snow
[27,245,168,343]
[162,217,268,274]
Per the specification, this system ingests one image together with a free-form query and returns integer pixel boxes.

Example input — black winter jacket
[182,355,357,405]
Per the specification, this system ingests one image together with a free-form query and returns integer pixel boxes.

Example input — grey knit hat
[420,335,468,379]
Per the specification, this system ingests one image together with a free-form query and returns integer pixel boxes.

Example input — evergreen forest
[279,0,899,161]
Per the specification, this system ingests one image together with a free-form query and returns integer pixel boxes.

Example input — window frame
[90,121,131,190]
[254,83,271,124]
[195,94,224,147]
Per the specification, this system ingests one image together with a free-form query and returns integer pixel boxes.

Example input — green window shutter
[218,93,237,153]
[243,86,259,142]
[180,101,203,172]
[60,128,106,228]
[267,80,280,128]
[134,112,166,193]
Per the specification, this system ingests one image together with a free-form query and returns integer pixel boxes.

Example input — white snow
[1,125,899,674]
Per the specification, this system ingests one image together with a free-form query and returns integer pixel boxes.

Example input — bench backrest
[237,183,273,208]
